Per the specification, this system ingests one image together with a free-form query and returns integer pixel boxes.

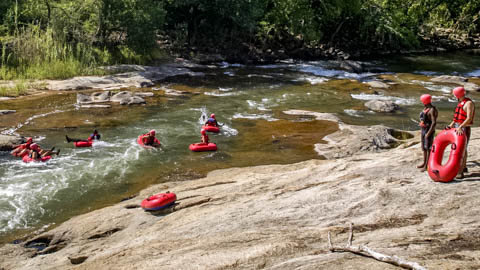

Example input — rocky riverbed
[1,111,479,270]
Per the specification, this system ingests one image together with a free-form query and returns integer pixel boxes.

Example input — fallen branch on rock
[328,223,428,270]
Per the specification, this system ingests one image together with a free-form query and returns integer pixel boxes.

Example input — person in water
[11,137,33,157]
[417,94,438,172]
[204,113,219,127]
[141,130,161,147]
[446,86,475,179]
[28,143,60,159]
[201,129,209,144]
[66,129,101,143]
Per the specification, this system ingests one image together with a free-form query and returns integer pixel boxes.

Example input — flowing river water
[1,51,480,243]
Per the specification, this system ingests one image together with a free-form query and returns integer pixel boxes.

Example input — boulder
[366,81,390,89]
[91,91,111,102]
[283,110,414,159]
[0,135,23,151]
[125,96,146,105]
[76,93,92,104]
[464,82,480,92]
[111,91,133,103]
[364,100,399,112]
[134,92,154,97]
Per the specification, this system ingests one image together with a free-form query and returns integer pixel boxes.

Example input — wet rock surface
[0,135,23,151]
[2,110,479,270]
[0,110,16,115]
[77,91,148,106]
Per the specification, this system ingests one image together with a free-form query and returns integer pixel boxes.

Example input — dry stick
[328,223,428,270]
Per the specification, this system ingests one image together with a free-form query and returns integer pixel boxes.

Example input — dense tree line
[0,0,479,78]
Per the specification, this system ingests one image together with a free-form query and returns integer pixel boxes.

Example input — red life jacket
[453,98,474,124]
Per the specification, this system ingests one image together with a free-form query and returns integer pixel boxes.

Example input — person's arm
[456,101,474,135]
[426,109,437,137]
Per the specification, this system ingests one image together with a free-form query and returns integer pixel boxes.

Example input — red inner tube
[74,141,92,147]
[141,193,177,210]
[22,155,51,163]
[202,125,220,133]
[428,129,467,182]
[137,135,161,148]
[189,143,217,152]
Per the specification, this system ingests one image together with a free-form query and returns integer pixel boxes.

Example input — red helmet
[453,86,465,99]
[149,130,156,136]
[30,143,39,150]
[26,137,33,143]
[210,113,215,118]
[420,94,432,105]
[201,129,206,135]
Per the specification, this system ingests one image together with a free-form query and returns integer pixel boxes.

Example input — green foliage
[0,80,29,97]
[164,0,267,48]
[0,0,479,81]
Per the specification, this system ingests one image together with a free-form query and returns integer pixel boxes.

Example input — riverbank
[2,112,479,269]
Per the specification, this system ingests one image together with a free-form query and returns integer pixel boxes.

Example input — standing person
[446,86,475,178]
[201,129,209,144]
[66,129,101,143]
[204,114,219,127]
[417,94,438,172]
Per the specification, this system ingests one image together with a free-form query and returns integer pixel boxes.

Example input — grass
[0,81,29,97]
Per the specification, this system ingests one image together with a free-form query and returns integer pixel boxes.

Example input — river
[1,51,480,243]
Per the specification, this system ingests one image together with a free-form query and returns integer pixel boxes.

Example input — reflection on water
[1,51,480,243]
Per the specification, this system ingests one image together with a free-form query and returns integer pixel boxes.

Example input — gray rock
[111,91,133,103]
[365,99,399,112]
[126,96,146,105]
[77,93,92,104]
[366,81,390,89]
[135,92,154,97]
[431,75,468,84]
[464,82,480,92]
[0,135,23,151]
[0,110,16,115]
[91,91,111,102]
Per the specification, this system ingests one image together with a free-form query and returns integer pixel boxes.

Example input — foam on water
[232,113,277,121]
[204,91,243,97]
[350,93,416,105]
[296,62,376,80]
[466,69,480,77]
[0,134,148,234]
[294,75,329,85]
[344,109,364,117]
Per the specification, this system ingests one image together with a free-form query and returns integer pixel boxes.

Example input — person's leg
[11,147,22,155]
[66,135,85,143]
[417,130,427,168]
[420,134,433,172]
[40,149,60,156]
[457,127,470,178]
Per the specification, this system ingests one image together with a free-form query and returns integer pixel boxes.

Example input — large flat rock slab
[46,63,204,91]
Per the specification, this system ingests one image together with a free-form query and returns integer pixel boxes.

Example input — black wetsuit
[420,108,434,151]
